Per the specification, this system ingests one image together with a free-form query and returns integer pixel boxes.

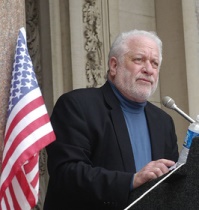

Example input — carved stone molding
[83,0,104,87]
[25,0,42,89]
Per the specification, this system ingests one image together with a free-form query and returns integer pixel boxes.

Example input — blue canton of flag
[8,29,38,115]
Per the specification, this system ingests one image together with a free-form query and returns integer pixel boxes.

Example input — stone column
[155,0,189,145]
[68,0,110,90]
[0,0,25,169]
[182,0,199,119]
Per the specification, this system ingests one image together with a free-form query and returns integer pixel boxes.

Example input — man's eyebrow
[126,52,145,58]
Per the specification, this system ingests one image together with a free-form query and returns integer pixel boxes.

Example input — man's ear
[109,57,118,77]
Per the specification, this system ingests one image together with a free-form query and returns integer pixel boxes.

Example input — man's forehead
[125,49,159,58]
[127,38,159,55]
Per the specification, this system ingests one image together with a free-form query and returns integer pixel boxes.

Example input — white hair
[108,29,163,68]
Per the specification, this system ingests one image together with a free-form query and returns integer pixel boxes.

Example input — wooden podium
[126,137,199,210]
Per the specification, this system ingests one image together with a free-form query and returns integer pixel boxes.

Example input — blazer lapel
[145,103,165,160]
[111,109,136,172]
[102,82,136,172]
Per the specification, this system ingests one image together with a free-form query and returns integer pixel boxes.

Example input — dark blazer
[44,81,178,210]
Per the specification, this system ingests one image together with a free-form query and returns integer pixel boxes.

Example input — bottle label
[183,129,199,149]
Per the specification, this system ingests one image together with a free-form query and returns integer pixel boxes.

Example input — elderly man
[44,29,178,210]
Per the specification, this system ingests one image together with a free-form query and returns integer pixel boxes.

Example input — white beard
[113,67,159,102]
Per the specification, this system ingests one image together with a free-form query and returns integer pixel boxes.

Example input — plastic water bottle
[177,115,199,166]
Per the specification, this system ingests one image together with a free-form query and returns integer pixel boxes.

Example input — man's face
[110,36,160,102]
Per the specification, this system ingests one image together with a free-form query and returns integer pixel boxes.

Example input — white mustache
[136,77,154,84]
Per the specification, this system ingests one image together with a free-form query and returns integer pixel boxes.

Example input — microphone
[162,96,195,123]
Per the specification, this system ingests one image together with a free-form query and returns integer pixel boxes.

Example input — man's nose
[142,60,154,74]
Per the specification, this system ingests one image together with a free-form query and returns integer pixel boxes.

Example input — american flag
[0,27,55,209]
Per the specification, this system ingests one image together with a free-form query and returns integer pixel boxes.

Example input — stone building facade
[1,0,199,209]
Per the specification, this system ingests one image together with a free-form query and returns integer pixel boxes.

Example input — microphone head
[162,96,176,109]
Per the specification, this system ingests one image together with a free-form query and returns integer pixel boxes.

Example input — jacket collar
[101,81,136,172]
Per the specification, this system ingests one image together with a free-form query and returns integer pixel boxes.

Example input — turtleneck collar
[108,80,147,114]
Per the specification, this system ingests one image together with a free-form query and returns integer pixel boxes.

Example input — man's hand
[133,159,175,189]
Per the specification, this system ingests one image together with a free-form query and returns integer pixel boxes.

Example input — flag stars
[25,80,33,89]
[26,72,34,81]
[15,82,24,91]
[6,30,38,114]
[8,103,13,111]
[16,65,24,73]
[9,86,15,97]
[15,90,23,99]
[16,73,23,82]
[19,47,26,57]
